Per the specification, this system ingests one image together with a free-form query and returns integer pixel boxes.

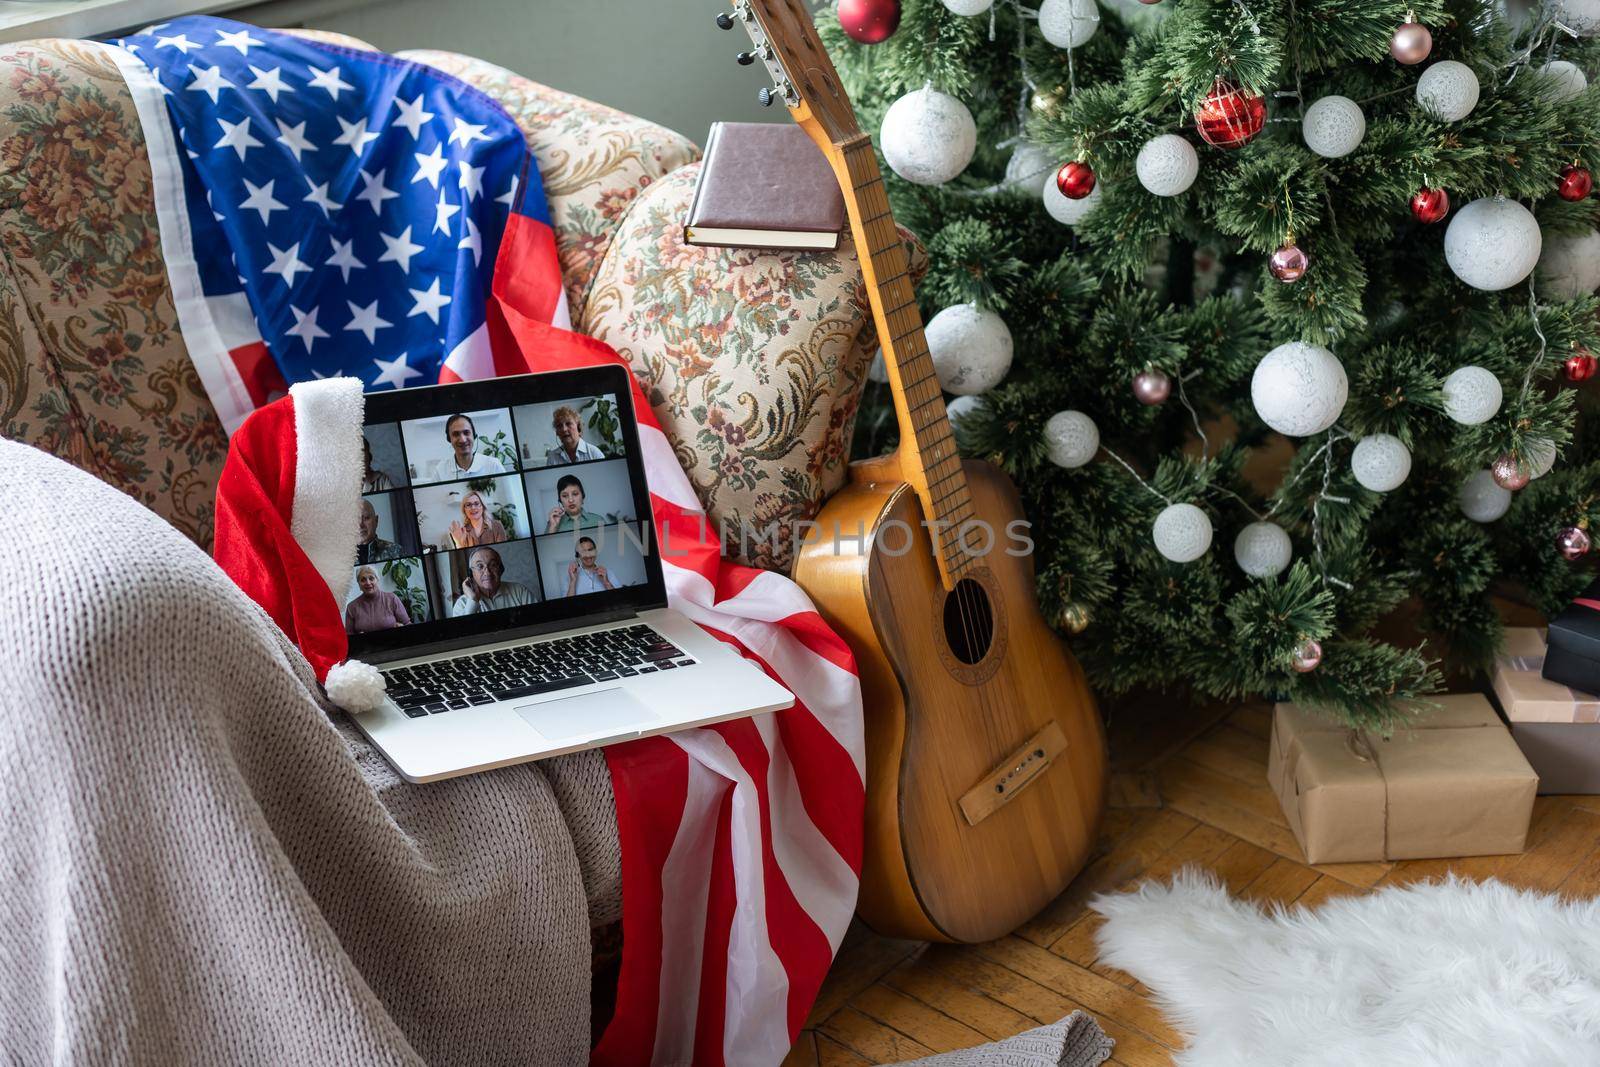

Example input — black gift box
[1543,578,1600,698]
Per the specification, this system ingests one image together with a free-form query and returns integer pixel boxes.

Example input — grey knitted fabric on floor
[0,441,605,1064]
[895,1013,1115,1067]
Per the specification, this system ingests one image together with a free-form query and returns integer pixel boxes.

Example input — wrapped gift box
[1267,695,1537,864]
[1492,626,1600,794]
[1543,578,1600,698]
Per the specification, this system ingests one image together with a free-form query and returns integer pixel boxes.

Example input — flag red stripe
[692,787,738,1067]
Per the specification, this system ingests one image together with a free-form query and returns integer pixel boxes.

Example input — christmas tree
[824,0,1600,728]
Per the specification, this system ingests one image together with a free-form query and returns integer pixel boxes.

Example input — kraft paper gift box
[1491,626,1600,795]
[1267,694,1537,864]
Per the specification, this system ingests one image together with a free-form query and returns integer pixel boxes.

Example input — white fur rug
[1092,871,1600,1066]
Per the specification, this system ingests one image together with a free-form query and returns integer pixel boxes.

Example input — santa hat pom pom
[323,659,387,714]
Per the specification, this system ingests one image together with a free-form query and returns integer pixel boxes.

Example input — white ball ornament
[1525,436,1558,480]
[1135,134,1199,197]
[880,87,977,186]
[1536,229,1600,300]
[1005,143,1057,197]
[1043,410,1099,468]
[1554,0,1600,35]
[1044,177,1102,225]
[926,303,1013,396]
[1250,342,1349,437]
[1233,521,1293,579]
[1416,61,1481,121]
[1152,503,1213,563]
[1350,433,1412,492]
[1540,60,1589,101]
[1444,197,1543,291]
[1441,365,1502,425]
[1039,0,1100,48]
[1458,470,1512,523]
[1301,95,1366,159]
[941,0,995,13]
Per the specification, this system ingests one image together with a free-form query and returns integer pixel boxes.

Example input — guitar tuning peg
[758,87,778,107]
[736,50,756,65]
[715,11,735,29]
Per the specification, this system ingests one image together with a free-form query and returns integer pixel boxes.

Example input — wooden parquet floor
[784,699,1600,1066]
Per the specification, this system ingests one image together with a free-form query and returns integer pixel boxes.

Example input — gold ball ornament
[1059,603,1092,635]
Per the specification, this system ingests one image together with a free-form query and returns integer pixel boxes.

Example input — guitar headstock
[720,0,863,153]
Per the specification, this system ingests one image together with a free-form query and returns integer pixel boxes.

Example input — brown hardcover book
[684,122,844,251]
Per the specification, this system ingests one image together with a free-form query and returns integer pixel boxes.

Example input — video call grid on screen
[347,393,650,637]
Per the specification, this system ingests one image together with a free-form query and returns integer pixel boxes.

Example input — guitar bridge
[958,721,1069,827]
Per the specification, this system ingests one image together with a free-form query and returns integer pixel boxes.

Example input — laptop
[345,365,794,782]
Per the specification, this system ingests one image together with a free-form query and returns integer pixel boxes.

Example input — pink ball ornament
[1558,526,1592,560]
[1292,637,1323,673]
[838,0,901,44]
[1491,452,1531,491]
[1390,19,1432,65]
[1132,368,1172,406]
[1269,240,1309,283]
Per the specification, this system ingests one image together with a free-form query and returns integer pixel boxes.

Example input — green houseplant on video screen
[580,396,626,455]
[478,429,517,469]
[381,557,428,623]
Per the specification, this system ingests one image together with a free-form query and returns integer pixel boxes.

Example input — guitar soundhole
[942,578,995,665]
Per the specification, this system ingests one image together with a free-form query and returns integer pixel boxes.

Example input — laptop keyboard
[379,623,696,718]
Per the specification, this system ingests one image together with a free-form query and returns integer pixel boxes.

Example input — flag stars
[495,177,519,208]
[411,143,447,188]
[275,118,317,162]
[239,178,287,224]
[304,179,341,217]
[247,65,291,103]
[392,93,434,139]
[214,116,263,161]
[286,303,329,352]
[378,225,424,273]
[372,351,422,389]
[326,237,365,281]
[306,63,354,100]
[408,278,452,324]
[458,216,482,266]
[333,115,380,157]
[448,116,490,147]
[264,241,311,286]
[215,27,263,54]
[433,188,460,235]
[345,299,393,344]
[457,160,485,202]
[154,32,198,53]
[185,64,234,104]
[355,168,399,214]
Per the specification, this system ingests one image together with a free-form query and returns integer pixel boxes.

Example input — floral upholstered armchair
[0,31,922,573]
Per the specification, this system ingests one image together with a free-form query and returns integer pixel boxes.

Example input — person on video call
[544,405,606,466]
[423,413,505,482]
[446,489,508,549]
[356,499,403,564]
[450,546,536,616]
[345,567,411,633]
[362,437,396,493]
[565,536,616,596]
[544,474,605,533]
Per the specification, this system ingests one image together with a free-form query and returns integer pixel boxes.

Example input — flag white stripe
[651,759,723,1067]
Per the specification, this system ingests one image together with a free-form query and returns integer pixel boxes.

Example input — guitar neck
[837,138,974,588]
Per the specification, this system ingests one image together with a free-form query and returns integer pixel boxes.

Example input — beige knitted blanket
[0,441,606,1064]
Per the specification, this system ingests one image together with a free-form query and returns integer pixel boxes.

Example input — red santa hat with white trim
[213,377,388,713]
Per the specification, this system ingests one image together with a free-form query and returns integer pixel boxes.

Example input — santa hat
[212,377,387,713]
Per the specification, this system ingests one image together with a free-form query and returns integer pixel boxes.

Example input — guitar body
[796,457,1108,943]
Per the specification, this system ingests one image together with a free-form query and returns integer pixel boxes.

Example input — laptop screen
[347,366,668,661]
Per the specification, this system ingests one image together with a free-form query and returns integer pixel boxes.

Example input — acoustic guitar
[722,0,1108,942]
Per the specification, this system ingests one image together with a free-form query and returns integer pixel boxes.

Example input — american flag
[105,15,568,432]
[106,18,867,1064]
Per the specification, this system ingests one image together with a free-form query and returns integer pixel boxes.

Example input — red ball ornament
[1194,78,1266,150]
[1557,526,1592,561]
[1410,186,1450,224]
[1268,240,1309,283]
[1566,347,1598,382]
[838,0,900,44]
[1557,164,1593,202]
[1056,160,1096,200]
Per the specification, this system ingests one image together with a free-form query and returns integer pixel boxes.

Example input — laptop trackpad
[515,688,659,741]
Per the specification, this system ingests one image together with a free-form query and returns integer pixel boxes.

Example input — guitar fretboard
[840,139,976,584]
